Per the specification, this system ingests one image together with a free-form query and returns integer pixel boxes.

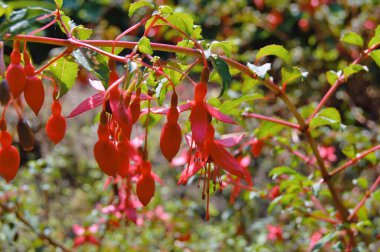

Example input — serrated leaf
[370,50,380,68]
[326,70,341,85]
[310,107,344,130]
[192,25,203,39]
[341,32,364,47]
[343,64,368,79]
[47,55,79,97]
[256,44,291,65]
[247,62,271,79]
[311,232,336,251]
[129,0,154,17]
[211,56,232,97]
[138,36,153,55]
[210,41,232,57]
[269,166,298,179]
[146,12,194,35]
[54,0,63,8]
[281,66,305,85]
[0,7,52,38]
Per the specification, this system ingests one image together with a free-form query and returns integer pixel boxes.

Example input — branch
[0,204,70,252]
[242,112,301,130]
[329,145,380,177]
[348,174,380,221]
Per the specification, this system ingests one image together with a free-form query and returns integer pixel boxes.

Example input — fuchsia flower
[266,224,283,241]
[72,224,99,248]
[177,124,247,220]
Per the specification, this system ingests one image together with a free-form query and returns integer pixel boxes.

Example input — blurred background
[0,0,380,251]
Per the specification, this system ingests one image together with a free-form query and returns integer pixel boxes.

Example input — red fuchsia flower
[319,146,337,163]
[224,155,253,204]
[268,185,281,201]
[266,224,283,241]
[72,224,99,248]
[308,230,324,251]
[177,123,246,220]
[151,68,236,148]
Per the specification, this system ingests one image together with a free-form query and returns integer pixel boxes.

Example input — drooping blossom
[72,224,99,248]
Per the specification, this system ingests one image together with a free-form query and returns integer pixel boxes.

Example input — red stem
[329,145,380,177]
[306,44,380,124]
[243,112,301,130]
[348,174,380,221]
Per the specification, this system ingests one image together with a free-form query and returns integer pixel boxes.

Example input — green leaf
[256,45,291,65]
[47,55,79,97]
[210,56,231,97]
[256,121,285,139]
[167,12,194,35]
[138,36,153,55]
[343,64,368,79]
[54,0,63,8]
[218,93,263,114]
[247,62,271,79]
[370,50,380,68]
[311,232,336,251]
[341,32,364,47]
[269,166,299,179]
[364,152,377,165]
[129,0,154,17]
[210,41,232,57]
[72,25,92,40]
[281,66,307,85]
[71,47,123,87]
[176,40,194,60]
[192,25,203,39]
[158,5,173,15]
[0,7,52,38]
[353,177,368,189]
[368,25,380,48]
[310,107,344,131]
[155,78,168,106]
[342,145,356,159]
[326,70,341,85]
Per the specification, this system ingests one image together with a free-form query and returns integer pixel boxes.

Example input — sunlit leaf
[256,44,291,65]
[341,32,363,47]
[129,0,154,17]
[138,36,153,55]
[47,55,79,97]
[310,107,344,131]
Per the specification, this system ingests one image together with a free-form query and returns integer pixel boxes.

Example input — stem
[35,47,70,75]
[242,112,301,130]
[306,43,380,124]
[0,204,70,252]
[348,174,380,221]
[329,145,380,177]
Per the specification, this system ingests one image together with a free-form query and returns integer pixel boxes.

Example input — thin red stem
[307,44,380,124]
[35,48,70,75]
[243,112,301,130]
[329,145,380,177]
[348,174,380,221]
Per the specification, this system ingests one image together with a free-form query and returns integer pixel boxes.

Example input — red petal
[217,134,245,148]
[206,104,236,124]
[67,92,105,118]
[208,142,245,178]
[178,160,203,185]
[190,103,209,144]
[150,102,193,115]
